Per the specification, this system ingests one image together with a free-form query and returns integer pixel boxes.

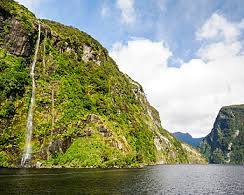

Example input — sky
[17,0,244,137]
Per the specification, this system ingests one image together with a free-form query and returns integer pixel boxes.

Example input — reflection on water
[0,165,243,194]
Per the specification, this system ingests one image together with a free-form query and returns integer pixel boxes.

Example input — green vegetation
[201,105,244,164]
[0,0,206,167]
[0,48,30,164]
[0,0,36,34]
[0,49,29,100]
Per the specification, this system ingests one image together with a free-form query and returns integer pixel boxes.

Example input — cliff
[0,0,206,168]
[200,105,244,164]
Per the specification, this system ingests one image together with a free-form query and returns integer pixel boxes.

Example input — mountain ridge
[173,132,203,148]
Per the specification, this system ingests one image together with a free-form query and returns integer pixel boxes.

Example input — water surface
[0,165,243,194]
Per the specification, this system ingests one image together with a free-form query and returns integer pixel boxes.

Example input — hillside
[0,0,206,168]
[173,132,203,148]
[200,105,244,164]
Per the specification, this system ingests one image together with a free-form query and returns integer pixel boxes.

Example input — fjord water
[0,165,243,194]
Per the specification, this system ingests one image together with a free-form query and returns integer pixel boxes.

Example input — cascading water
[21,23,41,167]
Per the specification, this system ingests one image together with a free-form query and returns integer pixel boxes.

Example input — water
[0,165,243,194]
[21,23,41,167]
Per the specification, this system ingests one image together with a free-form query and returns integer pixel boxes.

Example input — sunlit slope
[0,0,206,167]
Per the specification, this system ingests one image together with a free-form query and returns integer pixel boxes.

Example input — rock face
[173,132,203,148]
[200,105,244,164]
[0,0,206,168]
[0,3,35,57]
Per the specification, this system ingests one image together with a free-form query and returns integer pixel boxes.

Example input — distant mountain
[173,132,203,148]
[200,105,244,164]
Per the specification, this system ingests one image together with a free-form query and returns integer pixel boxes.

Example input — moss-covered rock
[200,105,244,164]
[0,0,206,168]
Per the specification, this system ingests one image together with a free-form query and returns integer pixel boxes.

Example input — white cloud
[117,0,136,25]
[110,38,171,85]
[196,13,241,42]
[110,14,244,138]
[198,41,242,61]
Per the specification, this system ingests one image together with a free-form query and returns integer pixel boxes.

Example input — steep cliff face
[200,105,244,164]
[0,0,206,168]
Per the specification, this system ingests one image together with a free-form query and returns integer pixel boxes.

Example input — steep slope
[200,105,244,164]
[0,0,206,167]
[173,132,203,148]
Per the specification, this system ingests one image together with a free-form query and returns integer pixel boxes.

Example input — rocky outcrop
[200,105,244,164]
[0,9,35,57]
[82,44,101,66]
[48,137,72,155]
[3,18,32,56]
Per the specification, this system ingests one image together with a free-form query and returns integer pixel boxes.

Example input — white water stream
[21,23,41,167]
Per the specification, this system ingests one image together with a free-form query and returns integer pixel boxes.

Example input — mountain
[173,132,203,148]
[0,0,206,168]
[200,105,244,164]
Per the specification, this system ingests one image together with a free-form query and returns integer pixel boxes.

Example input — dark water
[0,165,243,194]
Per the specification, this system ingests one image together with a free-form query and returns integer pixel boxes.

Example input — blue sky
[18,0,244,137]
[26,0,244,66]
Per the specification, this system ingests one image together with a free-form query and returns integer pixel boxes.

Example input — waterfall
[21,23,41,167]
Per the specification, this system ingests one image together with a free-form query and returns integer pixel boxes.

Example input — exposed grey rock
[77,128,93,137]
[82,44,101,65]
[3,18,33,57]
[48,137,72,155]
[85,114,101,124]
[98,126,112,137]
